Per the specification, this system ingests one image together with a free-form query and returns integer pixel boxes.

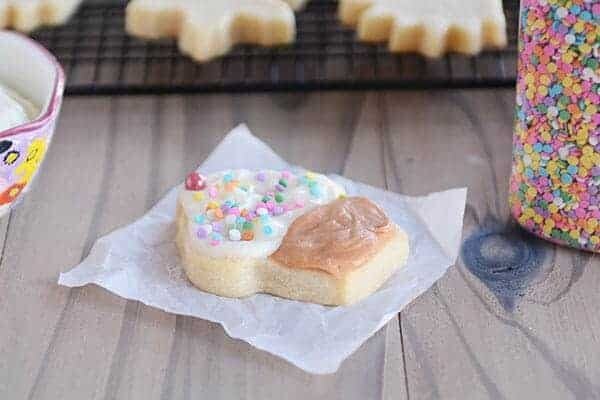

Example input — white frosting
[0,83,38,132]
[179,169,345,259]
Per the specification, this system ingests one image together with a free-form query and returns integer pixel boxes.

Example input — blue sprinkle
[543,144,553,153]
[260,214,270,223]
[533,143,543,153]
[525,168,534,178]
[539,168,548,177]
[570,5,580,15]
[210,232,222,240]
[567,165,578,175]
[194,215,206,224]
[263,226,273,235]
[561,173,573,184]
[223,173,233,183]
[580,11,591,21]
[549,84,562,97]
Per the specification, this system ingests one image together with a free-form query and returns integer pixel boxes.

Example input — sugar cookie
[339,0,507,57]
[284,0,309,11]
[126,0,296,62]
[176,169,409,305]
[0,0,82,32]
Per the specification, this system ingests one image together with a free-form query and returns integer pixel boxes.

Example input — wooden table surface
[1,89,599,400]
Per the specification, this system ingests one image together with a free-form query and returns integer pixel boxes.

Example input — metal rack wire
[31,0,519,95]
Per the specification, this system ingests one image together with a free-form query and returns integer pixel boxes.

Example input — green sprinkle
[278,179,288,188]
[275,193,284,203]
[243,221,253,231]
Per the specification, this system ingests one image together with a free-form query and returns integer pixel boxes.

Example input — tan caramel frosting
[270,196,396,277]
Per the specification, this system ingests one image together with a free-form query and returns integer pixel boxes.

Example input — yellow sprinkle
[206,201,219,210]
[549,204,559,213]
[579,43,591,54]
[591,236,600,245]
[567,156,579,166]
[193,191,205,201]
[570,229,580,239]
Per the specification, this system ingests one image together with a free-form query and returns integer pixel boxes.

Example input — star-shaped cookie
[339,0,507,57]
[0,0,82,32]
[284,0,309,11]
[126,0,296,62]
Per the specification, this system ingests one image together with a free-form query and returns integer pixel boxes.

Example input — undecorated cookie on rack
[339,0,507,57]
[126,0,296,63]
[284,0,310,11]
[0,0,82,32]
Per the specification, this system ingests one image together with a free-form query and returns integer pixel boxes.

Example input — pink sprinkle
[281,170,291,179]
[209,240,220,246]
[228,207,240,216]
[295,200,305,208]
[266,201,275,211]
[543,193,553,202]
[208,187,218,199]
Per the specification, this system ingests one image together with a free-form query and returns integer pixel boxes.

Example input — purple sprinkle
[212,222,223,232]
[197,227,208,239]
[275,184,284,192]
[592,167,600,176]
[273,206,284,215]
[256,172,266,182]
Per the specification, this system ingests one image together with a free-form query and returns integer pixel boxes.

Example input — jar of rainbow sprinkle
[509,0,599,250]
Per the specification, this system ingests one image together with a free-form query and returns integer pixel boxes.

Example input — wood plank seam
[378,92,410,400]
[26,100,120,400]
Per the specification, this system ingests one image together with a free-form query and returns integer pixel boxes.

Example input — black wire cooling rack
[31,0,519,95]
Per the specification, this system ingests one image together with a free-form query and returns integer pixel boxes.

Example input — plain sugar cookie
[284,0,309,11]
[0,0,82,32]
[126,0,296,62]
[175,169,409,306]
[339,0,507,57]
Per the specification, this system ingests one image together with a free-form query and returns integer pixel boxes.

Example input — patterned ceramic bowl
[0,31,64,217]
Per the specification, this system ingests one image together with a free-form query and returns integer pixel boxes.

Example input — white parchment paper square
[59,124,467,374]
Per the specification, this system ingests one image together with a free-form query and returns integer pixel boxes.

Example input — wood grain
[0,90,598,400]
[381,90,600,400]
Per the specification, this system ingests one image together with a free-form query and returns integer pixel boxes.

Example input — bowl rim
[0,30,65,139]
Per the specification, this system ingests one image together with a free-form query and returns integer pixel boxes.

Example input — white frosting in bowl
[179,169,346,259]
[0,83,38,132]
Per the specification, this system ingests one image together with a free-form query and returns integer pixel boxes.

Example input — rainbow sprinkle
[187,170,322,246]
[510,0,599,250]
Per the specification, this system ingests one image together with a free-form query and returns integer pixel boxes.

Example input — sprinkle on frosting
[181,169,342,247]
